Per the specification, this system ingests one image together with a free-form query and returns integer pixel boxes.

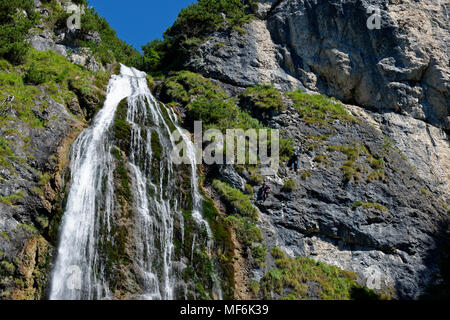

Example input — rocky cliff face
[1,0,448,300]
[187,0,449,131]
[178,0,450,299]
[156,70,449,299]
[0,1,111,299]
[258,103,449,299]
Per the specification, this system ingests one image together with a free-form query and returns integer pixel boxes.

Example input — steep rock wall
[187,0,449,130]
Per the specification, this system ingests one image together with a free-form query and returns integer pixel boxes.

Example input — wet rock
[219,165,246,191]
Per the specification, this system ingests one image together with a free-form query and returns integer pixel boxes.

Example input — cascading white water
[49,65,218,300]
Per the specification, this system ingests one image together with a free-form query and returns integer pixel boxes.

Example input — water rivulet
[49,65,224,300]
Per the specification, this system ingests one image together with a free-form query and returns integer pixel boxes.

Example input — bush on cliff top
[80,6,142,67]
[142,0,255,72]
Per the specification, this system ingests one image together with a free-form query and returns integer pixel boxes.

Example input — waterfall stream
[49,65,219,300]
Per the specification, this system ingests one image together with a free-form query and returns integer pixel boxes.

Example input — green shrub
[24,63,49,85]
[270,247,286,259]
[328,144,364,183]
[370,157,385,170]
[313,155,329,168]
[225,215,262,247]
[244,184,254,195]
[0,137,18,169]
[248,172,263,186]
[0,0,38,64]
[213,180,258,220]
[0,260,16,275]
[301,170,311,180]
[282,180,296,193]
[161,71,294,161]
[79,7,142,67]
[241,85,286,114]
[0,48,109,131]
[288,90,356,127]
[367,169,386,182]
[260,252,388,300]
[352,201,387,212]
[142,0,255,72]
[251,244,267,267]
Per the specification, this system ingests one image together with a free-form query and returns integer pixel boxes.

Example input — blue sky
[88,0,196,51]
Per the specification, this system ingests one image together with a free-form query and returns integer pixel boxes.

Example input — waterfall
[49,65,219,300]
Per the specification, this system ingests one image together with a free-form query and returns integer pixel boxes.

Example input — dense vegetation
[240,85,287,116]
[257,248,390,300]
[0,0,254,72]
[0,48,109,123]
[0,0,38,64]
[287,90,356,128]
[159,71,294,159]
[212,180,266,267]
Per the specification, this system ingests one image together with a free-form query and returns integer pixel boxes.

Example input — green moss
[113,150,132,203]
[113,99,132,154]
[151,130,163,161]
[202,198,231,249]
[213,180,258,220]
[201,197,235,299]
[100,224,132,290]
[352,201,388,212]
[441,202,450,214]
[420,188,430,197]
[250,280,260,295]
[36,216,49,230]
